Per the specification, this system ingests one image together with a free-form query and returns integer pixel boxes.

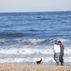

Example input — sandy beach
[0,64,71,71]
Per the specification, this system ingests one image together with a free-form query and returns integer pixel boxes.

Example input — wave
[0,32,25,38]
[0,57,56,63]
[0,48,53,54]
[0,46,71,64]
[37,17,57,21]
[0,38,53,45]
[0,38,70,45]
[0,47,71,55]
[0,57,71,65]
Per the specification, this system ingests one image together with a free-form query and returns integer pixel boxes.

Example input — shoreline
[0,64,71,71]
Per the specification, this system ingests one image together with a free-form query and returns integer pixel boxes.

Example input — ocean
[0,11,71,66]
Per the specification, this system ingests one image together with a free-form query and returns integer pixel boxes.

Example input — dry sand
[0,64,71,71]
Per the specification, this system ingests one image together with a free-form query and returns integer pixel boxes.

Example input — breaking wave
[0,38,70,45]
[0,38,53,45]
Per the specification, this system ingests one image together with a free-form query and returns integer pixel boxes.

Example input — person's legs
[61,57,64,65]
[54,53,60,65]
[59,54,64,65]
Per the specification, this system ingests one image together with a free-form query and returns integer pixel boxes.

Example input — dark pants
[59,53,64,65]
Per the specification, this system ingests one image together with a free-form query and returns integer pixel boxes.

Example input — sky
[0,0,71,12]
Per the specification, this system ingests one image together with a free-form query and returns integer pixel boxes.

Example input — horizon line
[0,10,71,13]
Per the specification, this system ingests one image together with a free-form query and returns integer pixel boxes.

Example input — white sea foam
[0,47,70,64]
[0,47,71,55]
[0,38,71,64]
[0,57,71,65]
[0,57,58,63]
[0,48,53,54]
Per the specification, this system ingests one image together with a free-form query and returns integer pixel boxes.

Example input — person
[53,40,61,65]
[58,41,64,65]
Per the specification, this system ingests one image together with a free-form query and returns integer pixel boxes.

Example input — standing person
[58,41,64,65]
[53,40,60,65]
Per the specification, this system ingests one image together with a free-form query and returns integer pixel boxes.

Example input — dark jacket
[60,44,64,56]
[59,44,64,63]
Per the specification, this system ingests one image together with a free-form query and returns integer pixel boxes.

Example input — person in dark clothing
[58,41,64,65]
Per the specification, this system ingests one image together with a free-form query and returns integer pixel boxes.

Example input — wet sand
[0,64,71,71]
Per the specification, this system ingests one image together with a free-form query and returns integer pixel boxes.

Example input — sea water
[0,11,71,66]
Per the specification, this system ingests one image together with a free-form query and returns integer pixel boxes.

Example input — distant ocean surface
[0,11,71,65]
